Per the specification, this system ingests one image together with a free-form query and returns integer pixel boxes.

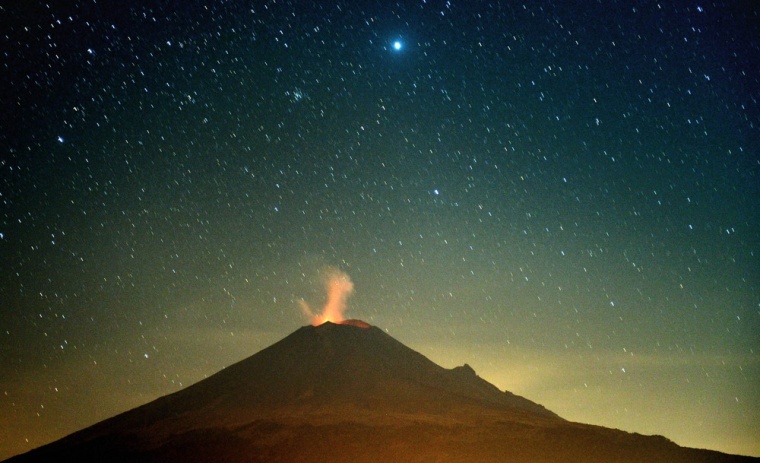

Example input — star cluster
[1,1,758,459]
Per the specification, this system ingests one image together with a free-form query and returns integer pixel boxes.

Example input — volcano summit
[5,322,756,462]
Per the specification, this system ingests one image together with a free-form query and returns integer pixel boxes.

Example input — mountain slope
[5,322,757,463]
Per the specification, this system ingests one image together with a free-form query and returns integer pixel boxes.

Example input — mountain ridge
[5,321,757,463]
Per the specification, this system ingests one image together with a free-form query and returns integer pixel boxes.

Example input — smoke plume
[299,267,354,325]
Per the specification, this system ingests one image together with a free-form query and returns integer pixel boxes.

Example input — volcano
[5,321,756,462]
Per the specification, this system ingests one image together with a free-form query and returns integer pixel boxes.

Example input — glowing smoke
[299,267,354,325]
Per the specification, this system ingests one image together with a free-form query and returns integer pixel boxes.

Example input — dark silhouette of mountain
[5,321,758,462]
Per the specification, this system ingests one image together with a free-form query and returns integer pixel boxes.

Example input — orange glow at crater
[299,267,354,326]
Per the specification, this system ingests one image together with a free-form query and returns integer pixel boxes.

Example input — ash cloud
[299,266,354,325]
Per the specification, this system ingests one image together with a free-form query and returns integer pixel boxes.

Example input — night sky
[1,1,758,459]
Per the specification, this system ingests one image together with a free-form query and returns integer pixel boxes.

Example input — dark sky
[1,0,758,459]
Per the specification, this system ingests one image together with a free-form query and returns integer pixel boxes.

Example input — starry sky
[1,0,758,459]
